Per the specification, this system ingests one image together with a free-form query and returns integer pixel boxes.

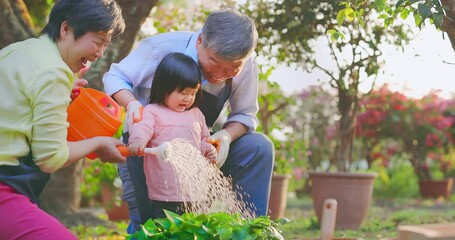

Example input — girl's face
[165,85,200,112]
[58,22,111,73]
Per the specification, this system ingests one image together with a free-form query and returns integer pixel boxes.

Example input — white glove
[208,129,232,168]
[126,100,143,131]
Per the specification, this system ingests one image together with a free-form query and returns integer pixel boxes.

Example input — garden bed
[68,195,455,239]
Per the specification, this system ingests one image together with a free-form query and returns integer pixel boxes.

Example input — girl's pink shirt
[128,103,212,201]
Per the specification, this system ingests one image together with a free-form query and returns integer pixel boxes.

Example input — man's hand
[70,79,88,101]
[208,129,232,168]
[126,100,143,131]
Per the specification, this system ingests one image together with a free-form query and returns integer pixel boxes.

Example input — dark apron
[126,80,232,223]
[0,151,50,204]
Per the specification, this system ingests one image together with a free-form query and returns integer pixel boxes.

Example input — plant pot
[100,184,129,221]
[418,178,454,199]
[308,171,377,230]
[268,174,291,220]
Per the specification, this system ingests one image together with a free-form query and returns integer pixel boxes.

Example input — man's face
[196,35,248,84]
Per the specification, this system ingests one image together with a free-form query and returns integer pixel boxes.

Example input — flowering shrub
[271,134,309,191]
[272,135,308,175]
[286,86,338,171]
[357,84,455,180]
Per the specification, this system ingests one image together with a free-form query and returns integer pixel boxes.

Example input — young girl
[127,52,217,218]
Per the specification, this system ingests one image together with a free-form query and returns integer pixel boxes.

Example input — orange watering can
[67,88,173,160]
[67,88,125,159]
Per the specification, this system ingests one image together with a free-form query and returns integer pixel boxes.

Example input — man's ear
[196,34,203,49]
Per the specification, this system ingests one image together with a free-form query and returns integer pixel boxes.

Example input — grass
[280,196,455,239]
[70,195,455,239]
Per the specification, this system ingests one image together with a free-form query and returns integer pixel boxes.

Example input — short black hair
[41,0,125,42]
[149,53,202,109]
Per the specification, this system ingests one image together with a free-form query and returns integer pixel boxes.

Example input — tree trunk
[86,0,159,90]
[0,0,36,48]
[40,160,84,215]
[441,0,455,52]
[334,87,357,172]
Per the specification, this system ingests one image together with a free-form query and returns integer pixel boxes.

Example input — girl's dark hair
[41,0,125,42]
[149,53,202,109]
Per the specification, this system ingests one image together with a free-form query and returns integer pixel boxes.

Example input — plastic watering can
[67,88,124,159]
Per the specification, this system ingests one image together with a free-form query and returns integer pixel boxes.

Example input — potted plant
[255,65,295,220]
[128,210,287,240]
[243,0,418,229]
[268,136,308,220]
[81,160,128,221]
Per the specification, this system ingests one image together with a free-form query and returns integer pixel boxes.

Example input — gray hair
[201,9,258,61]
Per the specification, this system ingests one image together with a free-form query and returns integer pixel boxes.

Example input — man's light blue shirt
[103,31,259,131]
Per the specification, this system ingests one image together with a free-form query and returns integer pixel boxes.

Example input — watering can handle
[207,139,220,152]
[117,146,130,156]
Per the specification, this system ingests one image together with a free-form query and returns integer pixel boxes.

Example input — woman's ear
[59,21,73,40]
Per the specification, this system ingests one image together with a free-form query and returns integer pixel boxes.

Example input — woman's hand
[70,78,88,101]
[93,137,126,163]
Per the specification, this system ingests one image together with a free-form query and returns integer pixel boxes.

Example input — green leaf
[345,7,356,21]
[358,15,365,27]
[396,0,406,8]
[414,12,423,27]
[286,19,301,29]
[375,0,386,11]
[232,227,251,240]
[217,227,233,240]
[337,9,346,26]
[155,218,172,230]
[433,13,443,28]
[378,13,388,19]
[327,29,337,35]
[418,3,432,19]
[400,8,410,20]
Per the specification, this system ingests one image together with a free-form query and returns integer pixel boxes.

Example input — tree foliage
[336,0,455,51]
[243,0,411,171]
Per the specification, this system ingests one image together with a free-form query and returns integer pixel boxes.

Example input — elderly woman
[0,1,126,239]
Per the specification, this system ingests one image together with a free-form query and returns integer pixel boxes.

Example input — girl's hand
[203,144,217,164]
[128,142,146,156]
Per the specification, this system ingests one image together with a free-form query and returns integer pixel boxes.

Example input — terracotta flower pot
[308,171,377,230]
[418,178,454,199]
[101,184,129,221]
[268,174,291,220]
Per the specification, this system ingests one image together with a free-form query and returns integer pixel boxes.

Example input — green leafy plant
[271,138,293,176]
[128,210,288,240]
[81,160,122,207]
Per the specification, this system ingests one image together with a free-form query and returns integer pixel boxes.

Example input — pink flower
[293,167,303,180]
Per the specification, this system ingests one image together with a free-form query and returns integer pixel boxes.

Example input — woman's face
[58,22,111,73]
[165,86,200,112]
[196,35,248,84]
